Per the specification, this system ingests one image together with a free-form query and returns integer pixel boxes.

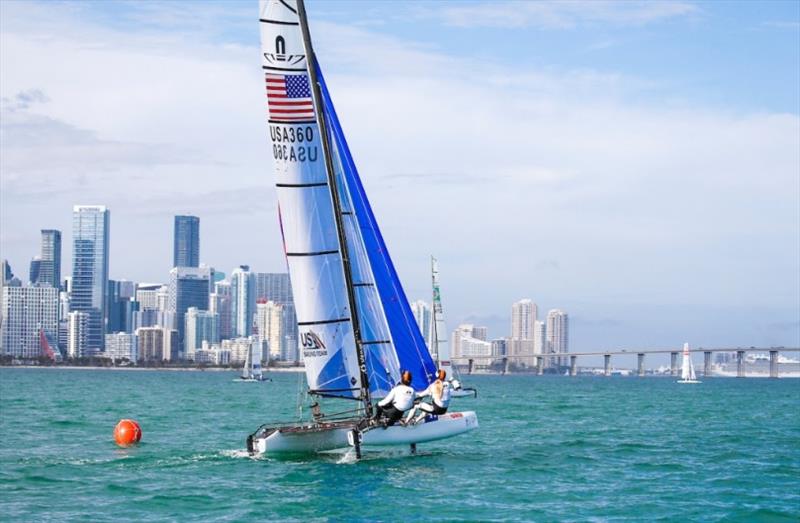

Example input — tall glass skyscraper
[173,215,200,268]
[38,229,62,287]
[231,265,255,338]
[70,205,110,352]
[168,266,211,351]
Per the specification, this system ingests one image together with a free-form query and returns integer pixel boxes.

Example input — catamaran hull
[358,411,478,447]
[451,388,477,398]
[251,411,478,455]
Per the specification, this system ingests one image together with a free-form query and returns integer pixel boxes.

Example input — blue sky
[1,0,798,354]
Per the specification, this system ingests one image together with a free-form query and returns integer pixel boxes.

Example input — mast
[430,256,438,363]
[296,0,372,415]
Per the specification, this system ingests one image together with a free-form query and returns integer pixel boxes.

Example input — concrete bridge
[451,347,800,378]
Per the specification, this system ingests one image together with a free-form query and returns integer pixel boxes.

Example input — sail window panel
[299,320,361,399]
[276,185,340,254]
[286,254,351,327]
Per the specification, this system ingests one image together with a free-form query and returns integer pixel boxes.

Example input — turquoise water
[1,369,798,521]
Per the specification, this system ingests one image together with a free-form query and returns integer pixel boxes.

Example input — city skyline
[1,1,798,351]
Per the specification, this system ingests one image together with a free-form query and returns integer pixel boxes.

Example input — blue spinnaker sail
[316,61,437,391]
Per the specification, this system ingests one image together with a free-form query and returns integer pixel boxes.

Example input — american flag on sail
[266,73,315,122]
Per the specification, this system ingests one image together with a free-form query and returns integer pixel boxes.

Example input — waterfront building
[255,299,284,360]
[253,272,297,359]
[410,300,432,349]
[107,280,138,334]
[169,266,211,351]
[105,332,137,362]
[471,326,488,341]
[491,338,508,358]
[222,336,258,364]
[451,324,492,358]
[184,307,219,360]
[511,299,537,366]
[533,320,545,356]
[70,205,110,351]
[174,215,200,268]
[1,285,59,358]
[37,229,62,287]
[231,266,255,338]
[136,326,178,362]
[67,311,89,358]
[546,309,569,367]
[210,280,232,340]
[1,259,12,286]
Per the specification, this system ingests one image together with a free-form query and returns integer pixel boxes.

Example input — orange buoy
[114,419,142,446]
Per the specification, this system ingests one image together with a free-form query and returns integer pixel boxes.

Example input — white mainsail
[259,0,400,399]
[680,342,697,381]
[241,344,253,379]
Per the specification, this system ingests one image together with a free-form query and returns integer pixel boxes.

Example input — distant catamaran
[247,0,478,456]
[678,342,701,384]
[236,343,268,382]
[430,257,477,398]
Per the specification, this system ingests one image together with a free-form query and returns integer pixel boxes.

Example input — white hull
[677,379,702,384]
[252,411,478,455]
[359,411,477,446]
[451,388,477,398]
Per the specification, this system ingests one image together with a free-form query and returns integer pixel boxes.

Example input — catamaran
[235,343,269,382]
[677,342,701,384]
[430,257,477,398]
[247,0,478,457]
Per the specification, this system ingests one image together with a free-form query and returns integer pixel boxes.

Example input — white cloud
[0,1,797,348]
[435,0,700,29]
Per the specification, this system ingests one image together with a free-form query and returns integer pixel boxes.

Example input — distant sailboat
[247,0,477,457]
[677,342,701,384]
[235,342,269,382]
[430,257,477,398]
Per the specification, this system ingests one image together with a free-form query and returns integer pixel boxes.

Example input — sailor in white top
[375,370,415,428]
[407,369,451,425]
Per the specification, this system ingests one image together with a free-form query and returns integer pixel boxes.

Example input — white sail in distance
[430,257,452,377]
[681,342,696,381]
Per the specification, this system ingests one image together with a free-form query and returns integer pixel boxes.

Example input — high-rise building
[451,324,491,358]
[491,338,508,358]
[1,285,59,358]
[184,307,219,360]
[255,300,284,360]
[136,326,178,362]
[105,332,137,362]
[28,256,41,285]
[231,266,255,338]
[67,311,89,358]
[107,280,138,334]
[253,272,297,358]
[471,326,488,341]
[70,205,110,351]
[168,266,211,351]
[533,320,545,356]
[210,280,232,340]
[511,299,537,339]
[173,215,200,268]
[510,299,537,365]
[38,229,62,287]
[410,300,432,349]
[546,309,569,367]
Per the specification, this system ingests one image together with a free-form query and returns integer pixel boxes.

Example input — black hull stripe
[276,182,327,188]
[286,249,338,257]
[298,317,350,327]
